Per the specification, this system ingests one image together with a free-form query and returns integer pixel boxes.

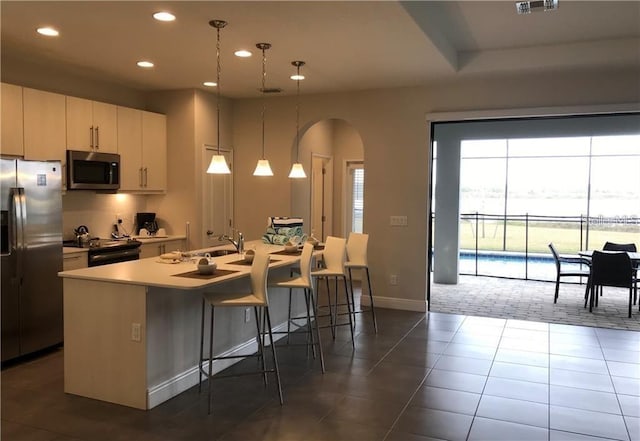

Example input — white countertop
[63,247,88,255]
[62,235,186,255]
[129,235,186,244]
[58,242,303,290]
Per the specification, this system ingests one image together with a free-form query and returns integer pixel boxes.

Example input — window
[346,162,364,233]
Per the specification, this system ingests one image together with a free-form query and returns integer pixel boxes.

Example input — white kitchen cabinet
[66,96,117,153]
[1,83,24,157]
[117,107,167,192]
[22,87,66,163]
[140,239,185,259]
[63,252,88,271]
[141,111,167,191]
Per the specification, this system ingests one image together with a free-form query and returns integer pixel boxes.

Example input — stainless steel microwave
[66,150,120,190]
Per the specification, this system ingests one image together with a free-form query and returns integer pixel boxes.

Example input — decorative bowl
[244,250,255,263]
[197,258,217,275]
[284,244,298,253]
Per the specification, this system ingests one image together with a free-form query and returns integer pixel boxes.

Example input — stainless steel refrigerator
[1,159,63,362]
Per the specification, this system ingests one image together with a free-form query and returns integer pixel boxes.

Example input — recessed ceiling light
[203,82,217,87]
[234,50,252,58]
[290,74,305,81]
[37,27,59,37]
[137,61,154,68]
[153,11,176,22]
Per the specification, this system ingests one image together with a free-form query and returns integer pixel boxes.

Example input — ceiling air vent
[259,87,283,94]
[516,0,558,14]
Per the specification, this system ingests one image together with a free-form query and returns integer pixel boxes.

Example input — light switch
[390,216,408,226]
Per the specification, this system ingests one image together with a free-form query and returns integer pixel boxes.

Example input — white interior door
[311,154,333,241]
[203,146,233,246]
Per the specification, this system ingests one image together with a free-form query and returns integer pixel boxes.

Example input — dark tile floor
[2,309,640,441]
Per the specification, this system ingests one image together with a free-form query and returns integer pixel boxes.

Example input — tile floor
[2,308,640,441]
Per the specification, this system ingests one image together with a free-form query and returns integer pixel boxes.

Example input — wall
[62,192,147,240]
[232,68,640,312]
[1,53,147,109]
[331,120,364,238]
[4,51,639,311]
[146,89,234,249]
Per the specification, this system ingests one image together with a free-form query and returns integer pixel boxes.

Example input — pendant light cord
[261,45,267,160]
[216,24,222,156]
[295,64,300,163]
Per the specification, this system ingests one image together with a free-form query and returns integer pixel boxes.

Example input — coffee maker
[136,212,158,235]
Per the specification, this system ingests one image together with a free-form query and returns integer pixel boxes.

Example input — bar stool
[198,250,283,414]
[269,242,325,372]
[345,232,378,333]
[311,236,355,347]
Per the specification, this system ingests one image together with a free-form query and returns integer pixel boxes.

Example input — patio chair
[603,242,638,305]
[548,243,591,304]
[588,250,637,318]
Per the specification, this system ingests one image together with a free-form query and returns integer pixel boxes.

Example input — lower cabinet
[63,253,88,271]
[140,239,186,259]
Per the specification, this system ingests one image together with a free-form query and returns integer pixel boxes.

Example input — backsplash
[62,192,146,240]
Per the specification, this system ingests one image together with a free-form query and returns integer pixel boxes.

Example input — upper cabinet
[1,83,24,157]
[66,96,117,153]
[117,107,166,192]
[4,85,167,192]
[22,87,66,163]
[142,111,167,191]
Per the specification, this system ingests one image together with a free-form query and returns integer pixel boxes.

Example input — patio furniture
[588,250,637,318]
[548,243,591,304]
[603,242,638,304]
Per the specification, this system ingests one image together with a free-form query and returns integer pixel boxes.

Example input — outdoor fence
[439,212,640,281]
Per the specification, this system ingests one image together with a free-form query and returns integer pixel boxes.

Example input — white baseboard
[147,321,290,409]
[360,295,427,312]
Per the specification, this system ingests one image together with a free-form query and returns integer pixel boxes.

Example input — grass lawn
[459,222,639,254]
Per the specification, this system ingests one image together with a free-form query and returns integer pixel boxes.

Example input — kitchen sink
[195,249,237,257]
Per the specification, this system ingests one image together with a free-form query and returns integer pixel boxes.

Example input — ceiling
[2,1,639,98]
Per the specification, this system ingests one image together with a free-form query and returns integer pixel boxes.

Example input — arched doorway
[290,118,364,241]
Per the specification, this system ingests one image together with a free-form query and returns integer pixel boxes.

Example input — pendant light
[288,61,307,179]
[253,42,274,176]
[206,19,231,174]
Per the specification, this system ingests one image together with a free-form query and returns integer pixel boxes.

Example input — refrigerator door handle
[11,187,26,276]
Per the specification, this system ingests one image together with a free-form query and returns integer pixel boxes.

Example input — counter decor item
[197,258,217,275]
[244,249,255,263]
[262,216,304,244]
[284,243,298,253]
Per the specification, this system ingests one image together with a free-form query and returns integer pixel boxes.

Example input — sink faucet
[218,231,244,254]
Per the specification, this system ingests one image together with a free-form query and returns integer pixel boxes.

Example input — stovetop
[63,238,142,250]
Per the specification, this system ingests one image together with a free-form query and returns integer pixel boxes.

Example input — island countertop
[58,242,303,289]
[59,240,318,410]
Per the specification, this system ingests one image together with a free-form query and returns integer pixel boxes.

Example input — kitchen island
[58,242,306,410]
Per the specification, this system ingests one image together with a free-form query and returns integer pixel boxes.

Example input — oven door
[88,248,140,267]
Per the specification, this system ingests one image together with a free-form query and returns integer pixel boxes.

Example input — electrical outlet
[131,323,141,341]
[244,308,251,323]
[390,274,398,285]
